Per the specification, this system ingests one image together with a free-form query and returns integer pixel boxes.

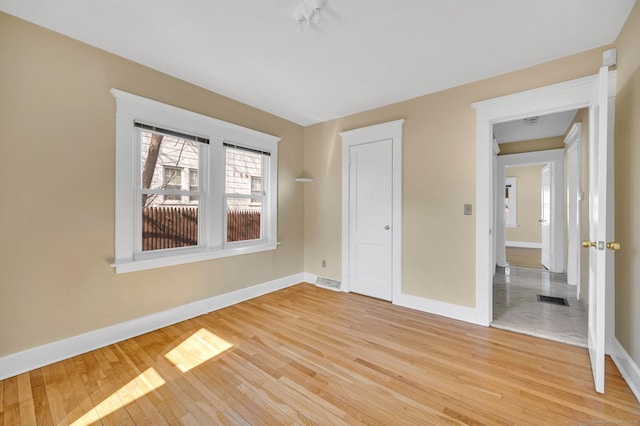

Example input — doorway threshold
[492,266,587,348]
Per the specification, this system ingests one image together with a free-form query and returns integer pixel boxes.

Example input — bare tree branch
[141,133,164,206]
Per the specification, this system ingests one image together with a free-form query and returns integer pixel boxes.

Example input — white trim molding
[506,241,543,249]
[303,272,318,284]
[0,273,303,380]
[498,148,565,273]
[611,338,640,403]
[394,293,479,325]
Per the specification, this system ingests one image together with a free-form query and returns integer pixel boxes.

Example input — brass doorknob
[582,240,596,248]
[606,242,621,251]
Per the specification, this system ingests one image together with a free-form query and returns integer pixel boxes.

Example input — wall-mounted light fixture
[292,0,327,33]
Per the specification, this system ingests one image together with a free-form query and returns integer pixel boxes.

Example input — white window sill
[506,224,518,228]
[112,242,278,274]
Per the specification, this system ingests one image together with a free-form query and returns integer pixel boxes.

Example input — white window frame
[504,176,517,227]
[111,89,279,273]
[223,145,269,245]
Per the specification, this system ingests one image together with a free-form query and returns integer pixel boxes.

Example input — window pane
[142,197,199,251]
[189,169,199,202]
[225,148,262,195]
[227,198,261,242]
[140,130,199,206]
[164,166,182,201]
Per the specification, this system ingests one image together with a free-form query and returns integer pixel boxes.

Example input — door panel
[348,139,393,301]
[541,165,551,269]
[586,66,615,394]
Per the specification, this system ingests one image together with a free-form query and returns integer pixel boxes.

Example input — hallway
[492,266,587,347]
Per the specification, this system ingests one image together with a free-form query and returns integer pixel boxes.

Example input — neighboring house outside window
[224,146,268,242]
[189,169,198,201]
[163,166,183,201]
[251,176,262,205]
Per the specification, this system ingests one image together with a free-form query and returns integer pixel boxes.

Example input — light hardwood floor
[2,284,639,425]
[506,247,544,269]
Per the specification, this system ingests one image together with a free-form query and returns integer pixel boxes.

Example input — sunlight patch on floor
[71,367,166,426]
[165,328,233,373]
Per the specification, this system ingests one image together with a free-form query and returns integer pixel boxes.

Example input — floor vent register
[536,294,569,306]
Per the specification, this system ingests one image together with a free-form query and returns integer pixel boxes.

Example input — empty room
[1,1,640,424]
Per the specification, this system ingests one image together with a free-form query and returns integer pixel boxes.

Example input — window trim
[111,88,280,274]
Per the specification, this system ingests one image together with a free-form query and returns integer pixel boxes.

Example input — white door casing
[586,66,616,394]
[473,71,616,341]
[541,164,552,269]
[340,120,404,301]
[496,149,565,273]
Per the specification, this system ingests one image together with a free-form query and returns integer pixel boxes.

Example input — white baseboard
[393,292,481,326]
[303,272,317,284]
[207,273,304,311]
[610,338,640,403]
[303,272,343,292]
[4,271,638,406]
[0,273,304,380]
[506,241,543,249]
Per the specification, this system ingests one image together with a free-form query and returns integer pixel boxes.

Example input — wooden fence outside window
[142,207,260,251]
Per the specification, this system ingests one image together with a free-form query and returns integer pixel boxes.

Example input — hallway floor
[492,266,587,347]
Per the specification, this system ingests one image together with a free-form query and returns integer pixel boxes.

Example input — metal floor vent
[316,276,341,290]
[536,294,569,306]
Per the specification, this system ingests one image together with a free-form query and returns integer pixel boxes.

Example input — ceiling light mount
[292,0,327,33]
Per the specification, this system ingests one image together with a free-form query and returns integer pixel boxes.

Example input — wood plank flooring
[506,247,544,269]
[1,283,638,425]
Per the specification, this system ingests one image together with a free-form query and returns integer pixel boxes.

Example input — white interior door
[540,164,551,269]
[348,139,393,301]
[586,66,616,394]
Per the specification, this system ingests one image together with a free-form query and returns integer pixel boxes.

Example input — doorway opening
[473,68,616,393]
[490,110,587,346]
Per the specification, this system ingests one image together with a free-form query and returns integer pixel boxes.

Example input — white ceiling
[494,110,579,144]
[0,1,635,126]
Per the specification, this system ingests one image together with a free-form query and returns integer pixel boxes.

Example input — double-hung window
[112,89,280,273]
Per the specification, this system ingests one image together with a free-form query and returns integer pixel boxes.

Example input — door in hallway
[540,164,551,269]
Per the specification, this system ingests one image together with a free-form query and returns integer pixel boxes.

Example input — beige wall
[505,165,543,244]
[498,136,565,156]
[614,0,640,366]
[304,45,610,307]
[0,13,305,357]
